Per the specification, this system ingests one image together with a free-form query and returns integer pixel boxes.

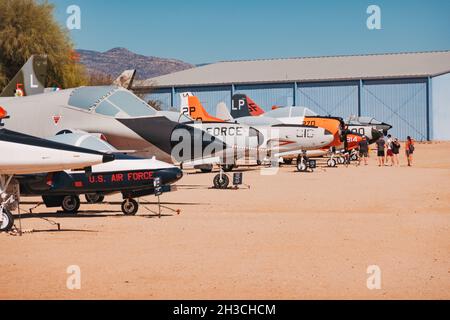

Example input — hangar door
[361,79,428,141]
[235,83,295,111]
[174,86,231,116]
[296,81,359,118]
[143,89,172,110]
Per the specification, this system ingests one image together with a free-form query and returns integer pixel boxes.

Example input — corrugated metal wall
[143,89,172,110]
[431,73,450,140]
[137,77,432,140]
[361,79,428,141]
[234,83,294,111]
[174,86,231,115]
[296,81,359,117]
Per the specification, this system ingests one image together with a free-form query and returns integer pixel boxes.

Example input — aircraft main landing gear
[121,198,139,215]
[61,195,81,214]
[1,175,17,232]
[327,158,337,167]
[0,207,13,232]
[350,153,359,162]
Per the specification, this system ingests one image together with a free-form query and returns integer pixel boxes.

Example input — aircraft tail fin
[231,94,265,118]
[180,92,223,122]
[216,102,233,121]
[179,92,194,119]
[0,55,48,97]
[113,69,136,89]
[246,96,265,116]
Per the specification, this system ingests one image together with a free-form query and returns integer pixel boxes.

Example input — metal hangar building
[133,51,450,141]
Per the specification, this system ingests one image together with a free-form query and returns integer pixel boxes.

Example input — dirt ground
[1,142,449,300]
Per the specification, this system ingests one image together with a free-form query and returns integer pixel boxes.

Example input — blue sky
[49,0,450,64]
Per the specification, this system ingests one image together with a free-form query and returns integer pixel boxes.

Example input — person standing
[386,134,394,166]
[376,136,386,167]
[391,138,401,166]
[405,136,415,166]
[358,136,369,166]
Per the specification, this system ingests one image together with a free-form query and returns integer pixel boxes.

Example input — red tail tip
[0,106,8,119]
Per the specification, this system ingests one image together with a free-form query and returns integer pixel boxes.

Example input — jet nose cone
[173,167,183,180]
[158,166,183,184]
[381,123,392,135]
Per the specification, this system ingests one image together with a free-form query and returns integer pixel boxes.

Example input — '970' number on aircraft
[303,120,316,126]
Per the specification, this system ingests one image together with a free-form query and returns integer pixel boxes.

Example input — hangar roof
[134,51,450,89]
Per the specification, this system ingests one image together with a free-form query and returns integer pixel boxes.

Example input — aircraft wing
[0,129,114,175]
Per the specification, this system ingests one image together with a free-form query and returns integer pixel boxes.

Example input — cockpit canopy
[49,132,117,152]
[346,115,384,125]
[68,86,156,118]
[263,106,317,118]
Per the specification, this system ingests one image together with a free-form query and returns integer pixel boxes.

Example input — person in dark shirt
[405,136,415,167]
[376,137,386,167]
[391,137,401,166]
[358,136,369,165]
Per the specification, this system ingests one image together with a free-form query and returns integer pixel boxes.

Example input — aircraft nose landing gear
[213,172,230,189]
[296,153,314,172]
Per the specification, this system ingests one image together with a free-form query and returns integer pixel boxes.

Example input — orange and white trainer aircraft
[179,92,336,172]
[218,94,384,167]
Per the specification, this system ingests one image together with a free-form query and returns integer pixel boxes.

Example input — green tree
[0,65,6,88]
[0,0,87,91]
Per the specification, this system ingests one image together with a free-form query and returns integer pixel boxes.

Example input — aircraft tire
[337,156,345,164]
[327,159,337,168]
[121,199,139,215]
[350,154,358,162]
[0,207,14,232]
[296,161,307,172]
[213,174,229,189]
[85,194,105,204]
[61,195,80,214]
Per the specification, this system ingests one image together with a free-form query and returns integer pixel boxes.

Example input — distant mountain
[76,47,194,80]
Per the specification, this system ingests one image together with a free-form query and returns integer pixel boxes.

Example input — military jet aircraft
[346,115,392,136]
[0,56,227,166]
[0,107,114,232]
[18,132,183,215]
